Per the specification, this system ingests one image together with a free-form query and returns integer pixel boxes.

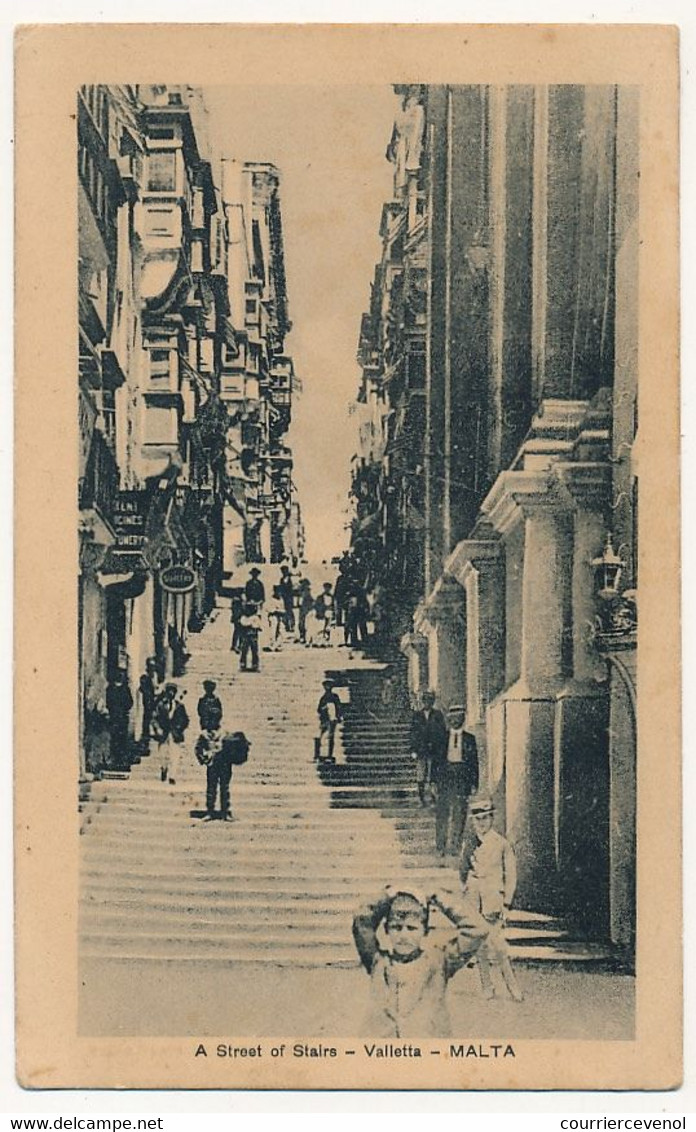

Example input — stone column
[446,534,505,796]
[400,629,430,704]
[552,462,612,935]
[420,577,466,712]
[482,468,572,910]
[554,461,612,680]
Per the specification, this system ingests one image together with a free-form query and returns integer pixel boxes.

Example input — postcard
[14,22,680,1090]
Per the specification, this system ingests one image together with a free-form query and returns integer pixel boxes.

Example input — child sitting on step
[352,885,486,1037]
[459,796,524,1002]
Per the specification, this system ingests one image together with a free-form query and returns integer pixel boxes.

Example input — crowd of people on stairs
[94,555,525,1021]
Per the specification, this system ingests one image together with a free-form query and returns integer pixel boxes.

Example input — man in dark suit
[277,564,295,632]
[410,690,448,806]
[244,567,266,609]
[435,704,479,858]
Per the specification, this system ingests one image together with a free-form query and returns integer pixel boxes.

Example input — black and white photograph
[13,22,680,1093]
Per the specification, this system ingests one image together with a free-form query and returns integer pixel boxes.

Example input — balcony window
[145,405,177,446]
[101,390,116,447]
[149,348,171,387]
[191,239,204,273]
[147,151,176,193]
[144,206,176,239]
[192,188,205,229]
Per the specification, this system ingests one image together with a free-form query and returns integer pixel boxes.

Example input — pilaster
[419,575,466,712]
[481,466,573,910]
[445,534,504,793]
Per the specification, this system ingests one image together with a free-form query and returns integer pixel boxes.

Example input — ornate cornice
[552,461,611,512]
[481,468,569,537]
[445,537,502,586]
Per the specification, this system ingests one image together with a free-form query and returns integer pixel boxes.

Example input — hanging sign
[112,490,148,551]
[160,563,197,594]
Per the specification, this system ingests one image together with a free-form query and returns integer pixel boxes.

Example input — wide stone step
[80,909,359,934]
[79,929,358,955]
[80,805,408,827]
[80,864,453,887]
[79,946,360,967]
[81,891,370,913]
[81,853,407,876]
[81,830,404,853]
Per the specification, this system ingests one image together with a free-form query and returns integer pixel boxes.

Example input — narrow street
[78,584,634,1041]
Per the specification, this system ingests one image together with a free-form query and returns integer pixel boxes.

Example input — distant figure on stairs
[312,582,335,646]
[459,796,524,1002]
[151,683,177,784]
[229,591,244,654]
[105,669,134,771]
[266,587,287,651]
[244,567,266,610]
[433,704,479,858]
[297,578,314,644]
[315,679,343,762]
[352,886,486,1038]
[195,729,251,822]
[344,580,370,648]
[167,688,190,786]
[409,690,448,807]
[137,656,160,752]
[277,563,296,633]
[197,680,223,731]
[239,602,262,672]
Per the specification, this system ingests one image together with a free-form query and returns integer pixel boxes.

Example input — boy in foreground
[352,886,486,1037]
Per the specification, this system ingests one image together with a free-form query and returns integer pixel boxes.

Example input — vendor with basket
[195,726,251,822]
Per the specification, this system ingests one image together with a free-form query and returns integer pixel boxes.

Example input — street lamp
[591,533,624,602]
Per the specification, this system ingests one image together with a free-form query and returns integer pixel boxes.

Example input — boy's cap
[387,892,429,926]
[470,795,495,815]
[322,679,334,688]
[249,567,261,576]
[203,680,216,691]
[165,683,177,694]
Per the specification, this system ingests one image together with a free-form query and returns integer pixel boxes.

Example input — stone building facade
[352,85,638,958]
[351,85,428,640]
[78,85,300,783]
[219,159,297,578]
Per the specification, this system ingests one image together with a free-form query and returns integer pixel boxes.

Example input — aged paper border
[14,22,681,1091]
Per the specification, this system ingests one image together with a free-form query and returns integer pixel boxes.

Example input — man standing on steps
[239,602,263,672]
[315,679,343,762]
[244,567,266,610]
[410,690,447,806]
[196,729,251,821]
[105,669,134,771]
[277,563,295,633]
[197,680,223,732]
[434,704,478,859]
[167,688,190,785]
[151,683,177,783]
[137,657,159,753]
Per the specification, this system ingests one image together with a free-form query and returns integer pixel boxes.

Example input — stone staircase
[80,605,617,969]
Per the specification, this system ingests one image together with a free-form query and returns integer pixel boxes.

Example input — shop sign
[160,564,197,594]
[112,490,149,551]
